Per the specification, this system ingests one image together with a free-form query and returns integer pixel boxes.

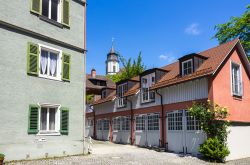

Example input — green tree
[213,5,250,57]
[107,52,146,82]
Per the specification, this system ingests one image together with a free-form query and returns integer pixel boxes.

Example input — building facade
[86,39,250,160]
[0,0,86,161]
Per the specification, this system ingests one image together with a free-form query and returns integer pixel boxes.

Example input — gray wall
[0,0,86,161]
[0,0,84,48]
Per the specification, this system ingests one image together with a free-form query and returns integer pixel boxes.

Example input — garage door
[112,116,131,144]
[85,117,94,137]
[135,113,160,147]
[96,119,110,141]
[166,110,206,156]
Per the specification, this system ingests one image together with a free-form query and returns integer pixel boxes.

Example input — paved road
[6,140,250,165]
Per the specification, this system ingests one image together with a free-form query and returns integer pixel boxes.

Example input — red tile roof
[92,90,116,105]
[93,39,240,105]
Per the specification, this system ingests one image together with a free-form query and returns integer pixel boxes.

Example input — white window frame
[42,0,62,23]
[231,61,243,97]
[87,118,93,127]
[38,44,62,81]
[37,103,61,136]
[113,117,121,132]
[97,119,102,131]
[121,116,130,131]
[182,59,193,76]
[102,90,107,98]
[148,114,159,131]
[135,115,145,131]
[103,119,110,131]
[117,83,127,108]
[141,73,155,103]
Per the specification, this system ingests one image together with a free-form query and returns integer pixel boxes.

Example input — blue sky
[86,0,249,75]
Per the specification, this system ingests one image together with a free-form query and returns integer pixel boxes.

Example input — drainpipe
[155,89,165,148]
[126,97,134,145]
[93,109,97,139]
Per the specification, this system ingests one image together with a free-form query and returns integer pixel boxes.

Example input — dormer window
[182,59,193,76]
[102,90,106,98]
[141,73,155,103]
[117,83,127,108]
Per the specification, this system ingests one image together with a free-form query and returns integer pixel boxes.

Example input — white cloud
[159,54,167,60]
[159,53,176,64]
[185,23,201,35]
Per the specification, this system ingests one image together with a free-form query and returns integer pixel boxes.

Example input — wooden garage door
[166,110,206,155]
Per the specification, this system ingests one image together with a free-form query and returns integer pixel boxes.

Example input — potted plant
[0,153,5,165]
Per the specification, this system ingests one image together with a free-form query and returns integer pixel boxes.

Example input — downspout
[126,97,134,145]
[155,89,165,148]
[93,108,96,139]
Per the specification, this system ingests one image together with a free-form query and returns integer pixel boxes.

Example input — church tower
[106,44,119,75]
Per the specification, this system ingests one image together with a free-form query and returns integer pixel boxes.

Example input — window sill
[141,100,155,105]
[117,105,127,109]
[38,75,62,82]
[37,131,61,136]
[233,95,243,100]
[39,15,64,28]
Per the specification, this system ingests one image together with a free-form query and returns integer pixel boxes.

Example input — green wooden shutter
[62,0,70,26]
[62,53,71,81]
[30,0,41,14]
[27,42,39,76]
[60,107,69,135]
[28,104,39,134]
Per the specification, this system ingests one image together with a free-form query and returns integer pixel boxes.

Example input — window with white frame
[182,59,193,75]
[103,119,109,131]
[97,120,102,130]
[167,111,183,131]
[231,62,242,96]
[121,116,130,131]
[148,114,159,130]
[136,116,145,131]
[186,111,201,130]
[87,119,93,127]
[141,74,155,103]
[42,0,61,22]
[39,44,61,80]
[113,117,120,131]
[39,105,60,133]
[102,90,107,98]
[117,83,127,107]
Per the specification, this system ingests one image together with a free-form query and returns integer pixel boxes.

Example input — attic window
[182,59,193,76]
[102,90,107,98]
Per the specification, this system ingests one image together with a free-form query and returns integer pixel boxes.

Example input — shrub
[199,137,230,162]
[189,100,230,162]
[0,153,4,158]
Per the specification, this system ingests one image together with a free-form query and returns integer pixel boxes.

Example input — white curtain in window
[50,53,57,77]
[41,50,48,74]
[49,108,56,130]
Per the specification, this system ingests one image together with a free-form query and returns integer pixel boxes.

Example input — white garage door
[112,116,131,144]
[135,113,160,147]
[96,119,110,141]
[166,110,206,156]
[85,118,94,137]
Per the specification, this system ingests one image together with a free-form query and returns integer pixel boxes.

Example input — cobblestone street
[6,140,250,165]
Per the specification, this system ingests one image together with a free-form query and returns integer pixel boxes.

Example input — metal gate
[166,110,206,155]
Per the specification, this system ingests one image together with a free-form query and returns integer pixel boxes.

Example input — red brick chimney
[91,68,96,78]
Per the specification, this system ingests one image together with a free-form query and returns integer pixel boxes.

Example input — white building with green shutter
[0,0,87,161]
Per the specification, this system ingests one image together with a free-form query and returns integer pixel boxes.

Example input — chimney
[91,68,96,78]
